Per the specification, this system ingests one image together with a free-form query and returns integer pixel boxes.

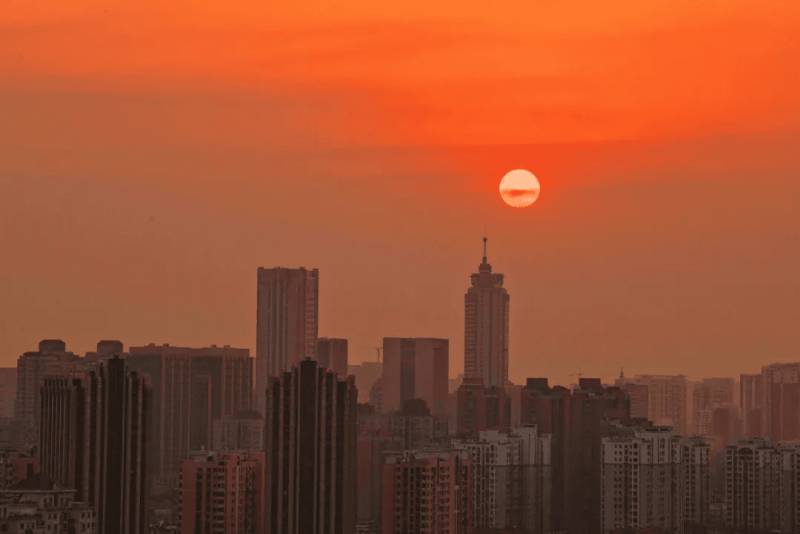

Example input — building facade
[256,267,319,412]
[464,238,509,388]
[453,427,552,533]
[600,428,710,534]
[0,368,16,420]
[38,356,149,534]
[723,439,800,533]
[127,344,251,489]
[0,475,95,534]
[382,338,449,416]
[264,359,357,534]
[381,449,472,534]
[316,338,348,377]
[179,450,264,534]
[15,340,79,441]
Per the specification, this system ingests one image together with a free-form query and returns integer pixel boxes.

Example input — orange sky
[1,1,799,384]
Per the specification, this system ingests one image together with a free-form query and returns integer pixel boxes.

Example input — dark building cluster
[1,240,799,533]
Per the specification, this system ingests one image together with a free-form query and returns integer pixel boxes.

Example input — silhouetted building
[127,344,251,489]
[317,337,348,377]
[15,340,79,441]
[723,439,800,532]
[348,361,382,404]
[693,378,737,436]
[740,373,763,437]
[39,376,86,494]
[264,359,357,534]
[256,267,319,412]
[464,238,509,388]
[567,379,631,534]
[382,449,472,534]
[211,411,264,451]
[615,371,649,420]
[84,356,149,534]
[84,340,126,365]
[179,450,264,534]
[519,378,571,531]
[454,427,552,533]
[633,375,688,434]
[382,338,449,416]
[0,368,16,419]
[456,377,511,436]
[356,404,389,534]
[0,475,95,533]
[39,356,149,534]
[601,428,710,533]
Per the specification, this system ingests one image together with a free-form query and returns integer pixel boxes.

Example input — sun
[499,169,541,208]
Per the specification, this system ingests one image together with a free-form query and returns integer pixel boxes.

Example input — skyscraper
[317,337,349,376]
[15,339,79,440]
[632,374,689,435]
[464,238,509,388]
[39,355,150,534]
[382,337,449,416]
[0,368,16,419]
[256,267,319,412]
[39,376,86,493]
[127,344,251,489]
[84,355,149,534]
[264,359,357,534]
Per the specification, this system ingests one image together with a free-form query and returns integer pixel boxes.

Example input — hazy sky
[1,1,799,385]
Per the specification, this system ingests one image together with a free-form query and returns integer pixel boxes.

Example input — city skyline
[2,3,800,533]
[3,5,800,387]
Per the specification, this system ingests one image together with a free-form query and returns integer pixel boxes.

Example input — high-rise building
[519,378,571,531]
[614,371,649,420]
[348,361,382,403]
[740,373,764,437]
[256,267,319,412]
[600,428,710,533]
[264,359,357,534]
[723,438,800,532]
[83,339,125,362]
[566,378,631,534]
[381,449,472,534]
[127,344,251,488]
[39,376,87,494]
[455,377,510,436]
[179,450,264,534]
[317,337,348,377]
[464,238,510,388]
[453,427,552,533]
[633,374,689,434]
[760,362,800,441]
[84,356,149,534]
[0,475,96,534]
[0,368,16,419]
[211,411,264,451]
[39,356,150,534]
[382,338,449,416]
[15,340,80,440]
[356,404,390,534]
[692,377,737,436]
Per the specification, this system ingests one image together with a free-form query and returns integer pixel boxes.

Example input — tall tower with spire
[464,237,510,388]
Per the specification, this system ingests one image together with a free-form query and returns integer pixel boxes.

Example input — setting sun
[499,169,541,208]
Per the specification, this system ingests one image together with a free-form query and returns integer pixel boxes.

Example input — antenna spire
[482,236,488,263]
